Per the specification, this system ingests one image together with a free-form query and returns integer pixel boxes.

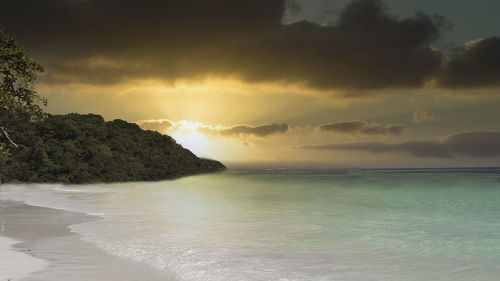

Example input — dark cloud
[303,131,500,158]
[320,120,406,136]
[437,37,500,88]
[387,125,407,136]
[137,120,173,134]
[200,124,288,138]
[0,0,446,91]
[413,111,440,124]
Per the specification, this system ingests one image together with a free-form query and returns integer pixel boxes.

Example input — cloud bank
[1,0,448,92]
[2,0,499,93]
[320,121,406,135]
[303,131,500,158]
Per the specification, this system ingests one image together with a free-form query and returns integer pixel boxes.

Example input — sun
[171,131,210,156]
[169,121,221,159]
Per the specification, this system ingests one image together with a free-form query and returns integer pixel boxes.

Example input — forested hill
[0,113,226,183]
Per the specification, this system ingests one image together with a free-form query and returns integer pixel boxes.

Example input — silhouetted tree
[0,27,46,180]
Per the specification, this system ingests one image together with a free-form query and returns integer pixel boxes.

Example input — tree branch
[0,126,22,149]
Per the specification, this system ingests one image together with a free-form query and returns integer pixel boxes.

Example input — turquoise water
[2,169,500,280]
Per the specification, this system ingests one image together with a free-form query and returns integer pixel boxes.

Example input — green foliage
[1,27,46,163]
[0,113,226,183]
[0,28,46,120]
[0,142,8,166]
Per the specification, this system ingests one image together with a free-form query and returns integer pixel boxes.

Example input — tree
[0,27,46,176]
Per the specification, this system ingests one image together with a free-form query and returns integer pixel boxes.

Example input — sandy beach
[0,200,174,281]
[0,236,47,281]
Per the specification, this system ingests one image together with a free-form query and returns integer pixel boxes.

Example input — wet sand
[0,201,174,281]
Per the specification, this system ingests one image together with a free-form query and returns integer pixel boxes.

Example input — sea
[1,168,500,281]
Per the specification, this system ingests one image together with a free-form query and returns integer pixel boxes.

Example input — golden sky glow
[33,69,500,168]
[4,0,500,167]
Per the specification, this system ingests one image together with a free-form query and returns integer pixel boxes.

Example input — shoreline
[0,168,226,185]
[0,200,175,281]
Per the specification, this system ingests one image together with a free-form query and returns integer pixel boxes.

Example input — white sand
[0,201,174,281]
[0,236,47,281]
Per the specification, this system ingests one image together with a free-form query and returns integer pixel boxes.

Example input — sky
[2,0,500,168]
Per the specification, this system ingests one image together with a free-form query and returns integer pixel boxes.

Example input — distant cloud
[413,111,440,124]
[136,119,288,138]
[136,119,173,134]
[320,121,406,136]
[303,131,500,158]
[201,124,289,138]
[437,37,500,88]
